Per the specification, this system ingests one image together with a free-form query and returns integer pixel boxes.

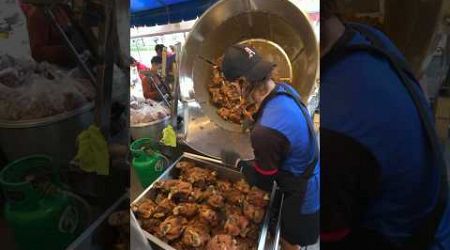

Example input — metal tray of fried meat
[130,152,279,250]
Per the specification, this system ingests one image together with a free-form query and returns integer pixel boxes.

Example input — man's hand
[220,150,241,168]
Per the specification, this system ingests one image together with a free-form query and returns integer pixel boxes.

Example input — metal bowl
[179,0,318,159]
[0,104,94,167]
[130,116,171,141]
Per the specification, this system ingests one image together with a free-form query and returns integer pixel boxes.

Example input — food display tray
[130,152,279,250]
[67,193,129,250]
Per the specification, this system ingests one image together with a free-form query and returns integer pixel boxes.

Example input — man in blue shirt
[221,45,320,250]
[320,1,450,249]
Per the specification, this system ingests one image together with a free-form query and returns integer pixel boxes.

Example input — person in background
[320,1,450,249]
[150,56,162,75]
[221,45,319,250]
[18,1,76,67]
[155,43,176,76]
[169,45,176,54]
[141,56,170,101]
[131,56,150,72]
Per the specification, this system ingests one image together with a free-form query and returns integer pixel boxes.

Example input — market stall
[129,0,319,249]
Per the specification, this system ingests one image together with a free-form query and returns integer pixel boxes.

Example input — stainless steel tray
[67,193,129,250]
[130,152,279,250]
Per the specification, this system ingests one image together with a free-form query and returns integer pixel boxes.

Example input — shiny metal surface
[179,0,318,159]
[239,39,293,83]
[131,153,279,250]
[67,193,128,250]
[181,101,254,160]
[272,194,284,250]
[0,104,94,166]
[130,116,171,141]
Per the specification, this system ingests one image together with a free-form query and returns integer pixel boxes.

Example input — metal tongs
[198,55,217,67]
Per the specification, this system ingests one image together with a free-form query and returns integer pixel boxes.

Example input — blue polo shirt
[255,83,320,214]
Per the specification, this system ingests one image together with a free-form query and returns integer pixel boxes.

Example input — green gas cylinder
[0,155,84,250]
[130,138,167,188]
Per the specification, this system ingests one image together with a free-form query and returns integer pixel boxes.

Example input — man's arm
[320,128,381,242]
[241,125,290,191]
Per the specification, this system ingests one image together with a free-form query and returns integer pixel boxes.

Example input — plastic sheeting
[131,0,191,13]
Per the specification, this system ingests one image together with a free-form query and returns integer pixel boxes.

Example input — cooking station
[128,0,319,249]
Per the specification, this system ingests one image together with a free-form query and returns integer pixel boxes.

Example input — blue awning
[130,0,218,27]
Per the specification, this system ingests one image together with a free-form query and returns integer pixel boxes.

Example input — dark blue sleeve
[241,125,291,191]
[321,128,381,233]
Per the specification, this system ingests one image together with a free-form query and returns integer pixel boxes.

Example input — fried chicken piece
[180,166,217,188]
[176,161,196,172]
[224,204,242,217]
[171,240,185,250]
[131,198,157,219]
[217,105,243,124]
[140,218,162,235]
[159,216,188,241]
[246,187,269,207]
[154,193,166,204]
[190,188,207,202]
[168,181,193,202]
[223,188,245,205]
[236,237,257,250]
[245,223,260,240]
[182,219,211,248]
[211,224,226,236]
[153,179,180,193]
[210,87,224,105]
[211,67,223,86]
[234,179,251,194]
[153,180,193,201]
[206,234,238,250]
[223,84,241,103]
[242,200,265,224]
[208,57,258,125]
[153,198,175,219]
[217,179,233,192]
[224,213,249,237]
[190,185,217,202]
[173,203,198,218]
[207,194,225,208]
[243,103,257,121]
[218,107,232,120]
[198,204,220,226]
[228,109,242,124]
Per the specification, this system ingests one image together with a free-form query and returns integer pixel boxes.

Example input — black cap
[151,56,162,64]
[222,44,275,82]
[155,44,166,53]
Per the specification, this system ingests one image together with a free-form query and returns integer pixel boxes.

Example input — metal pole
[94,2,115,138]
[147,74,171,107]
[170,43,182,129]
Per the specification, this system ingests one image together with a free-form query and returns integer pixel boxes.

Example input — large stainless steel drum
[0,104,94,167]
[179,0,319,159]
